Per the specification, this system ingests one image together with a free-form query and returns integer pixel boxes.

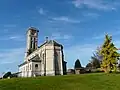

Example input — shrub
[3,72,11,78]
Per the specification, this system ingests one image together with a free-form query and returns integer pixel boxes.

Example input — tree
[74,59,82,69]
[86,63,92,68]
[100,34,120,73]
[3,72,11,78]
[94,47,103,63]
[118,63,120,71]
[86,47,102,69]
[90,55,100,68]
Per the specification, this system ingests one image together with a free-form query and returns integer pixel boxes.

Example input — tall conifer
[100,34,120,73]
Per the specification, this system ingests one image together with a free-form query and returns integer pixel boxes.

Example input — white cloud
[38,8,47,15]
[93,30,120,40]
[4,24,17,28]
[9,36,18,39]
[50,32,73,40]
[72,0,119,11]
[83,12,100,19]
[93,34,105,39]
[111,40,120,53]
[64,39,120,69]
[0,35,25,41]
[0,48,25,65]
[0,48,25,76]
[114,40,120,47]
[0,61,15,64]
[65,43,98,68]
[9,36,23,40]
[52,16,81,23]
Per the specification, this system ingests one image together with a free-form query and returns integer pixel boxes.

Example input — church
[18,27,67,77]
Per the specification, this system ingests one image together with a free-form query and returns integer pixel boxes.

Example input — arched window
[35,64,38,68]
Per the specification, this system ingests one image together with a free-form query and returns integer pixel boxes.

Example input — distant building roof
[67,69,75,73]
[75,67,85,70]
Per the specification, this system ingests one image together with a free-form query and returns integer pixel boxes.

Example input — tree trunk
[104,67,109,73]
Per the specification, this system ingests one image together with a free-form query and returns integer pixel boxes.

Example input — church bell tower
[25,27,39,58]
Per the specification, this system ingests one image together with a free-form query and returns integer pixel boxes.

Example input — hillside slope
[0,73,120,90]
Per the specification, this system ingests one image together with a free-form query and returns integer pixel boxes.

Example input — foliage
[90,55,100,68]
[100,34,120,73]
[74,59,82,69]
[86,63,92,68]
[10,74,18,78]
[86,47,102,69]
[117,63,120,71]
[94,47,103,63]
[3,72,11,78]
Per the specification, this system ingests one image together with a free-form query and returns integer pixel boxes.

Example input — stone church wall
[45,45,55,76]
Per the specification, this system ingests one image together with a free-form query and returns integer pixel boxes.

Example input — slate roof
[29,54,40,61]
[38,40,63,48]
[18,61,27,67]
[18,55,41,67]
[18,40,63,67]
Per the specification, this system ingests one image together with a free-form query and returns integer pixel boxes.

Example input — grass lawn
[0,73,120,90]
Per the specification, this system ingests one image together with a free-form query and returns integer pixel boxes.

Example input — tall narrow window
[24,67,25,71]
[43,54,45,62]
[26,66,27,71]
[30,37,32,48]
[30,64,31,70]
[33,38,36,49]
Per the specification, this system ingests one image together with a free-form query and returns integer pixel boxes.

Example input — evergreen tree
[100,34,120,73]
[74,59,82,69]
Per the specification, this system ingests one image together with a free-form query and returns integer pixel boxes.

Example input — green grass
[0,73,120,90]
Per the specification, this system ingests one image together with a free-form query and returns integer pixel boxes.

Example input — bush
[3,72,11,78]
[85,69,91,73]
[91,68,104,73]
[10,74,18,78]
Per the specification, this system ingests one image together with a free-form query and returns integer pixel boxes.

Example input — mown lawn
[0,73,120,90]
